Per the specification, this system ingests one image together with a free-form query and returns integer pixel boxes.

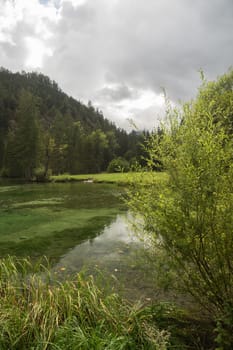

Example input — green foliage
[83,129,109,173]
[194,68,233,133]
[34,166,51,182]
[107,157,130,173]
[0,68,148,178]
[128,70,233,348]
[149,302,215,349]
[65,121,85,174]
[4,90,42,180]
[0,257,170,349]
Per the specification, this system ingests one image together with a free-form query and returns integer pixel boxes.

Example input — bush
[0,167,10,177]
[107,157,130,173]
[34,166,51,182]
[128,70,233,348]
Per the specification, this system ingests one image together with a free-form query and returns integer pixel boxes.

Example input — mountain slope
[0,68,146,178]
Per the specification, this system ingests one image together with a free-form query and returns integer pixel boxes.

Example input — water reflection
[55,213,159,302]
[0,181,157,301]
[55,213,140,273]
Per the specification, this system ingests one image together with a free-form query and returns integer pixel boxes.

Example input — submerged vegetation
[0,182,124,260]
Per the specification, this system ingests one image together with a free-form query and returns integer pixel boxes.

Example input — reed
[0,257,169,349]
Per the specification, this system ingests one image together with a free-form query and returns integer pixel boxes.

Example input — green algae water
[0,181,125,259]
[0,181,155,301]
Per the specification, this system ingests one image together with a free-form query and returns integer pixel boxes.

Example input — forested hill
[0,68,148,179]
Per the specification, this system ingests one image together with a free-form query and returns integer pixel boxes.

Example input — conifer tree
[4,90,42,179]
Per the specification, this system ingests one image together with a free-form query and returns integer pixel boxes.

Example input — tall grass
[0,257,169,349]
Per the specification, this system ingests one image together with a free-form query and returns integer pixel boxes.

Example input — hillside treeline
[0,68,149,180]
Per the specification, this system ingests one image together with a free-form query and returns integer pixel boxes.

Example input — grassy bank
[0,257,170,350]
[51,171,167,185]
[0,257,215,350]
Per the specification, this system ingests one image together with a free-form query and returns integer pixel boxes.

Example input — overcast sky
[0,0,232,130]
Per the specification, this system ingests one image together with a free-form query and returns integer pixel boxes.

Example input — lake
[0,181,156,301]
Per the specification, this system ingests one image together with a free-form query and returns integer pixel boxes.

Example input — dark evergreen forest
[0,68,149,180]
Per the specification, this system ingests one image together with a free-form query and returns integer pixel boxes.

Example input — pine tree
[4,90,42,180]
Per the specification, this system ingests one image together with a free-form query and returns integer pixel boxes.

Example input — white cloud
[0,0,23,44]
[25,37,53,68]
[95,86,166,130]
[61,0,87,7]
[0,0,59,69]
[0,0,232,130]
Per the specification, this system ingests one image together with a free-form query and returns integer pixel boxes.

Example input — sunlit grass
[51,171,167,185]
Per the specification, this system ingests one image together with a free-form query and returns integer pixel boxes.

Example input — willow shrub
[128,72,233,349]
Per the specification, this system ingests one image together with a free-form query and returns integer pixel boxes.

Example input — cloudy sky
[0,0,232,130]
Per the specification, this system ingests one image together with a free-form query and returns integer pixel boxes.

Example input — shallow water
[55,212,141,278]
[0,182,125,258]
[54,212,156,301]
[0,181,156,301]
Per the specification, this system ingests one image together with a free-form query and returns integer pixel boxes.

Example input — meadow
[51,171,167,185]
